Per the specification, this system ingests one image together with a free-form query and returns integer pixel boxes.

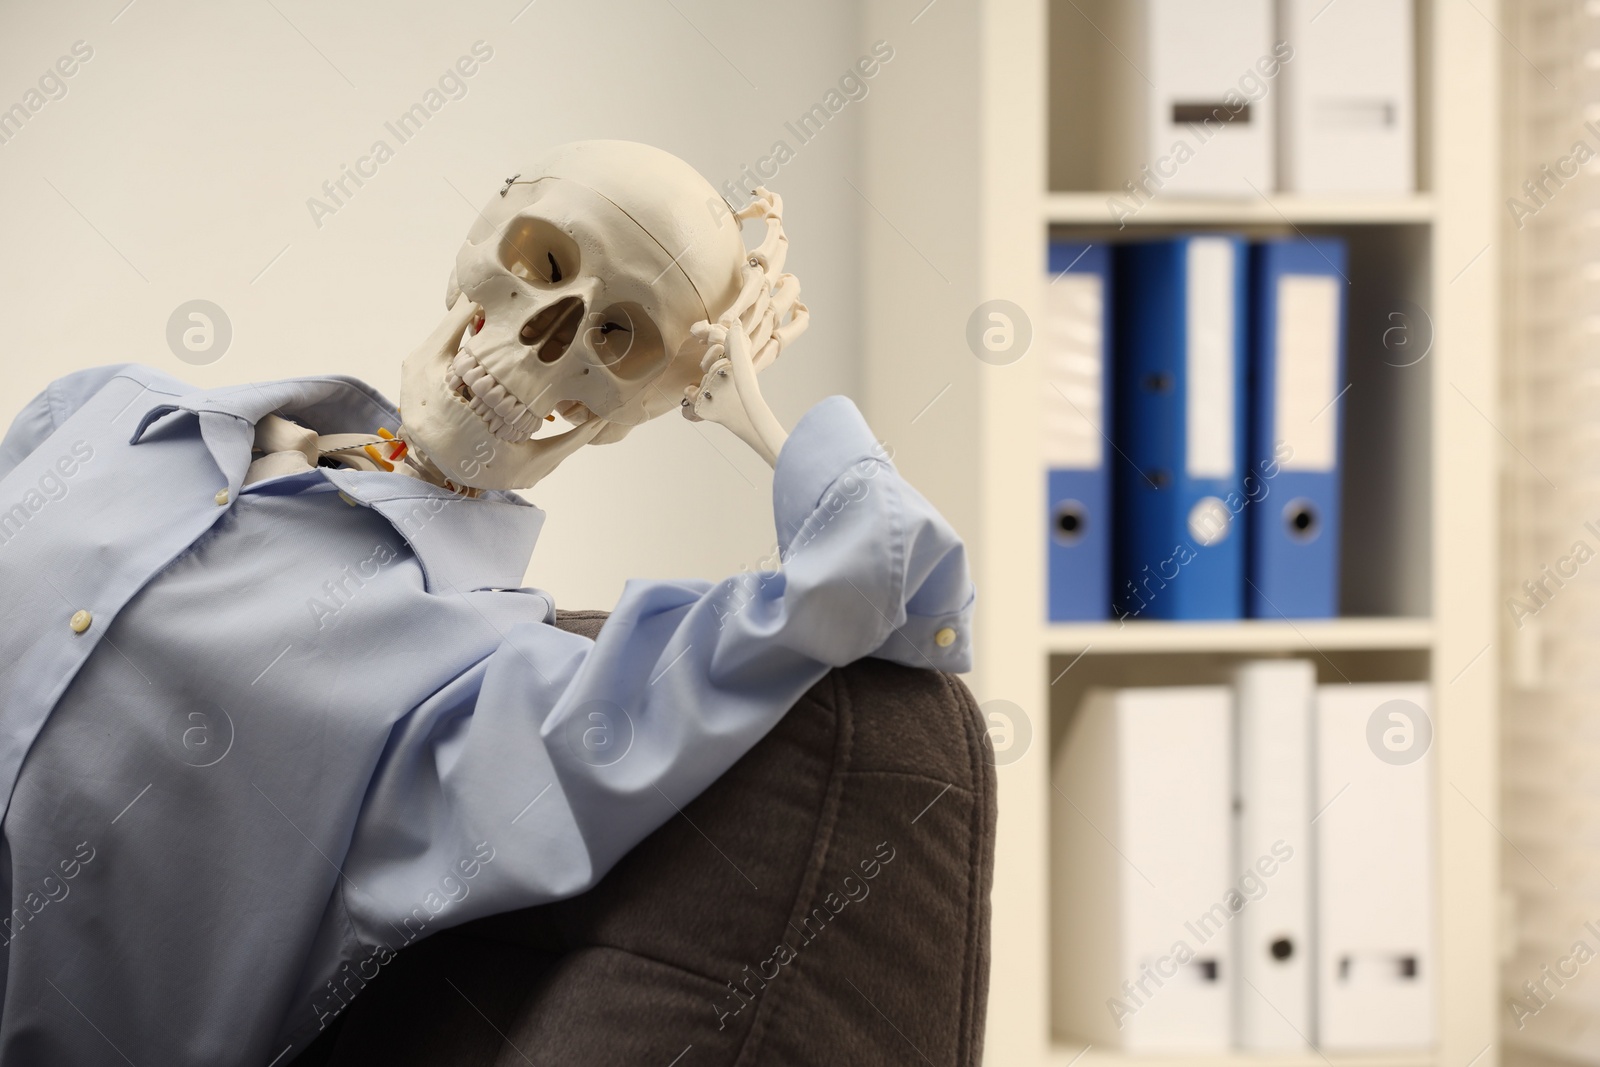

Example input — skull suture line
[398,140,808,491]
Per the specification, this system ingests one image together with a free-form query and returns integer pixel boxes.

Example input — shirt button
[215,488,230,506]
[69,610,92,634]
[934,627,957,648]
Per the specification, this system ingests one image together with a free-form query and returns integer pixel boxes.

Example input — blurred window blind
[1504,1,1600,1058]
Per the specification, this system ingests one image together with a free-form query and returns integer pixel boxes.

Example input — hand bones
[681,187,811,468]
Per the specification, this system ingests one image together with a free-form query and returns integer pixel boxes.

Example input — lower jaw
[447,345,603,445]
[404,389,609,492]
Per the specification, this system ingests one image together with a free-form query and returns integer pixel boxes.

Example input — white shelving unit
[861,1,1500,1065]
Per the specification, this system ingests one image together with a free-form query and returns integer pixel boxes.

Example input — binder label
[1276,274,1341,471]
[1185,238,1237,478]
[1043,274,1105,468]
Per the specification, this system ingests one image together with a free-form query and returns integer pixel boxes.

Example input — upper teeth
[445,348,544,443]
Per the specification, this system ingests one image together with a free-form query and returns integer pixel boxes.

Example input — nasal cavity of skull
[498,216,580,288]
[520,296,586,364]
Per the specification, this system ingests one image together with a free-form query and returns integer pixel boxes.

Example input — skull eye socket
[583,302,665,381]
[498,216,580,288]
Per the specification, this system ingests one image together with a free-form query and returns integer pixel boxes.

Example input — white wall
[0,0,877,609]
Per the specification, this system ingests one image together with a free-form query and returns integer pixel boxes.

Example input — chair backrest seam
[731,667,853,1066]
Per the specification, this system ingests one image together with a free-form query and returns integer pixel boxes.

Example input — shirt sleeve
[338,395,974,945]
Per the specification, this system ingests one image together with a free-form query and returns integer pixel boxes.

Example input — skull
[399,140,747,490]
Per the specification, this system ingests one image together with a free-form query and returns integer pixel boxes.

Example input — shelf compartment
[1038,223,1433,622]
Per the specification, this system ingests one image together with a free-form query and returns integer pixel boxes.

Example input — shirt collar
[128,374,546,593]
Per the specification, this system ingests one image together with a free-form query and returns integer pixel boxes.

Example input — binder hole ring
[1284,498,1320,543]
[1052,501,1088,546]
[1187,496,1231,547]
[1270,937,1294,961]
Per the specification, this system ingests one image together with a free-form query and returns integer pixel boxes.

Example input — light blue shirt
[0,364,973,1065]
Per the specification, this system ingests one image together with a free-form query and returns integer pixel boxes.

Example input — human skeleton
[0,138,982,1067]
